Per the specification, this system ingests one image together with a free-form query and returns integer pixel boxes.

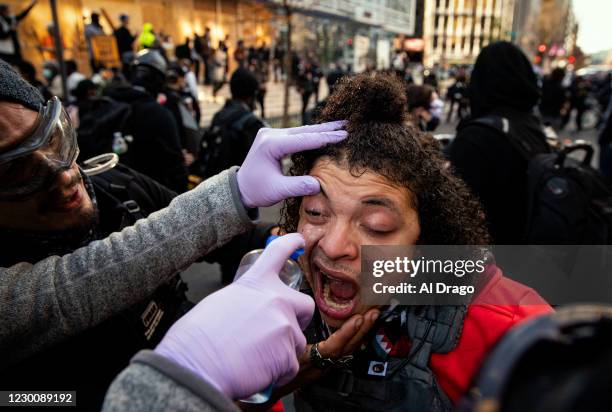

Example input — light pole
[49,0,67,99]
[282,0,292,127]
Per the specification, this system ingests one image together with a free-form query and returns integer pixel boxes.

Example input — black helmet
[133,49,167,77]
[460,305,612,412]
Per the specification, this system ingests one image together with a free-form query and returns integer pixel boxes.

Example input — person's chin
[42,184,96,230]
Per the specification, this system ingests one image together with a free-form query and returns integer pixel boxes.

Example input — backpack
[198,108,257,179]
[76,97,133,162]
[472,116,612,244]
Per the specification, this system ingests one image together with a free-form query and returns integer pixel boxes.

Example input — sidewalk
[197,79,329,127]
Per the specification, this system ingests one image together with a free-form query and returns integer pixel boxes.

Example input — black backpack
[76,97,133,162]
[198,108,256,179]
[472,116,612,244]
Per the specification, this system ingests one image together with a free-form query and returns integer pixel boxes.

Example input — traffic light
[538,44,546,53]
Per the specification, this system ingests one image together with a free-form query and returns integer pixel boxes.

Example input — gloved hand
[155,233,314,400]
[237,120,347,208]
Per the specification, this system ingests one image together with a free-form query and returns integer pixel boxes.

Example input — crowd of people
[1,4,612,410]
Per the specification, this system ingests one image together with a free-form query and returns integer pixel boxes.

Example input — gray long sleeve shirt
[103,350,240,412]
[0,167,256,366]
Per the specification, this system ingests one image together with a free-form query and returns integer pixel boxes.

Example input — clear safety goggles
[0,96,79,201]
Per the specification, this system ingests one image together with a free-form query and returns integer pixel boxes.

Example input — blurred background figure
[446,71,469,122]
[234,39,246,68]
[0,0,37,64]
[563,75,590,131]
[14,59,51,100]
[138,22,156,50]
[113,13,135,77]
[540,67,568,132]
[84,12,105,72]
[406,84,441,132]
[211,45,227,100]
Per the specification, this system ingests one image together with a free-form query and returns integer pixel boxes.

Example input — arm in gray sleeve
[103,350,240,412]
[0,167,256,365]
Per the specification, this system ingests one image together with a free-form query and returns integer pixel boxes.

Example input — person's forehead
[0,102,39,153]
[308,157,413,212]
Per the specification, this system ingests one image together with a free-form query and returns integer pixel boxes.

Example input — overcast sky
[572,0,612,54]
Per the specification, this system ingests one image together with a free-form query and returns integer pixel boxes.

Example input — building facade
[423,0,515,67]
[6,0,276,74]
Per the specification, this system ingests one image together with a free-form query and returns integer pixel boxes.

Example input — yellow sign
[90,35,121,68]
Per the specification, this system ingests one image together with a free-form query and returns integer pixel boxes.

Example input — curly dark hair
[280,73,490,245]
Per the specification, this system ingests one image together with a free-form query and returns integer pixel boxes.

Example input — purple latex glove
[155,233,314,400]
[237,120,347,208]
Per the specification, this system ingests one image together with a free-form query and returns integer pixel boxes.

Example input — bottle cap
[266,235,304,261]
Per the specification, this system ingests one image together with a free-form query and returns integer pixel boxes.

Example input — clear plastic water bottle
[233,235,304,290]
[234,235,304,404]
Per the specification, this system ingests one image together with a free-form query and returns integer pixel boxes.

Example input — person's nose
[317,218,359,263]
[48,162,79,190]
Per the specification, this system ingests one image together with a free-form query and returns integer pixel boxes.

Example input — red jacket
[430,265,553,403]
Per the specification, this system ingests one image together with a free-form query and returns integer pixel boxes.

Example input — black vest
[295,305,466,412]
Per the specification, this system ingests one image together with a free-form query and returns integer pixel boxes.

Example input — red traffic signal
[538,44,546,53]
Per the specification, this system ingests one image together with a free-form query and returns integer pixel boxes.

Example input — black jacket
[207,99,264,172]
[104,86,188,193]
[449,42,549,244]
[113,26,135,56]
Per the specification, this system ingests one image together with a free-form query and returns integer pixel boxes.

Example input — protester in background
[200,27,212,85]
[563,75,590,131]
[138,22,156,50]
[63,59,86,101]
[234,39,247,68]
[180,58,200,123]
[199,67,265,178]
[273,43,285,82]
[191,34,202,82]
[161,34,174,60]
[105,49,188,192]
[114,14,135,76]
[309,56,322,104]
[449,41,550,244]
[14,59,52,100]
[302,64,344,125]
[250,61,267,119]
[406,84,440,132]
[211,46,227,100]
[297,59,315,123]
[446,72,469,122]
[43,60,63,97]
[84,12,105,72]
[0,0,37,63]
[219,34,231,74]
[539,67,568,132]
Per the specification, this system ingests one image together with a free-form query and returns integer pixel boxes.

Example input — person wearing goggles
[0,95,97,236]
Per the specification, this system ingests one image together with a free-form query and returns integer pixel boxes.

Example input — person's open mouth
[312,260,360,320]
